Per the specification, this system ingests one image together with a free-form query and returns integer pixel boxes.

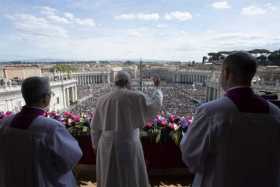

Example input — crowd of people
[141,85,204,116]
[2,52,280,187]
[72,85,112,116]
[73,83,205,117]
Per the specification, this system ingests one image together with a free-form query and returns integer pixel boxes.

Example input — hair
[114,71,131,88]
[21,76,51,105]
[115,79,129,87]
[223,51,257,84]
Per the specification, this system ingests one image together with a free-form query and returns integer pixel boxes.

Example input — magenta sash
[10,106,45,130]
[225,87,269,113]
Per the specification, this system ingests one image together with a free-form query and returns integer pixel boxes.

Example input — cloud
[5,6,97,40]
[127,30,143,37]
[114,13,160,21]
[115,11,192,22]
[63,12,96,26]
[164,11,192,21]
[264,3,277,11]
[41,8,70,24]
[212,1,231,9]
[37,6,96,27]
[241,6,266,16]
[6,14,68,38]
[156,24,168,28]
[137,13,160,21]
[2,28,280,61]
[241,4,277,16]
[64,12,75,20]
[73,18,96,27]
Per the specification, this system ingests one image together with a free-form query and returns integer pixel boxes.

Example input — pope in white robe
[91,71,163,187]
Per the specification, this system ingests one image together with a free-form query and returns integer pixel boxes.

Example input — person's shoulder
[0,114,16,127]
[97,91,113,103]
[33,116,65,132]
[198,96,235,115]
[128,89,144,96]
[127,90,148,101]
[268,102,280,116]
[115,89,143,98]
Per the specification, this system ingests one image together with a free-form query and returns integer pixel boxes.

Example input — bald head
[21,76,51,106]
[115,71,131,88]
[221,51,257,90]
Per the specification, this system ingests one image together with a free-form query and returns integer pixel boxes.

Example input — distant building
[0,79,78,112]
[0,66,4,79]
[205,71,280,102]
[71,71,111,86]
[111,65,138,81]
[173,69,211,85]
[3,65,42,80]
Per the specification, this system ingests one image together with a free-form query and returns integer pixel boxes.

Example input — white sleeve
[143,89,163,119]
[90,117,102,150]
[48,125,83,175]
[90,101,102,150]
[180,106,211,173]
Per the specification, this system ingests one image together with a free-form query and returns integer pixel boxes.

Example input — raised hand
[153,75,160,87]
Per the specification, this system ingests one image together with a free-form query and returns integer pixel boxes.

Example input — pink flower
[72,115,80,122]
[169,122,175,129]
[160,118,167,126]
[169,114,176,122]
[63,112,71,117]
[145,121,153,128]
[5,111,13,116]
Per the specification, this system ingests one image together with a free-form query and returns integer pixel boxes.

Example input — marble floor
[77,165,192,187]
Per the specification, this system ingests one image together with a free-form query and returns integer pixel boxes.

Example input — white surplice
[0,115,83,187]
[91,88,163,187]
[180,96,280,187]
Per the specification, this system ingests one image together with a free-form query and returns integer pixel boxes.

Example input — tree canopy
[53,64,77,73]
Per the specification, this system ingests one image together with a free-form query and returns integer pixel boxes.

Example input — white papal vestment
[0,115,82,187]
[91,88,163,187]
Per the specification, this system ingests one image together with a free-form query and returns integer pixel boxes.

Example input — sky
[0,0,279,61]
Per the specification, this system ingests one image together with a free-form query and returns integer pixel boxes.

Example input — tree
[202,56,208,64]
[53,64,77,73]
[268,50,280,65]
[249,49,271,54]
[257,55,268,65]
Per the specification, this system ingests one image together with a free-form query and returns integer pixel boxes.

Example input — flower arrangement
[1,110,191,145]
[0,112,14,123]
[45,111,91,137]
[141,112,192,145]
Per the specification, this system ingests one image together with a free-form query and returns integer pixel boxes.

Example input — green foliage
[68,123,90,137]
[155,130,161,143]
[54,64,77,73]
[268,50,280,65]
[207,49,280,66]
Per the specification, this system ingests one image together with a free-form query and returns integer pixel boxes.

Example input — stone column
[64,88,68,108]
[75,86,78,101]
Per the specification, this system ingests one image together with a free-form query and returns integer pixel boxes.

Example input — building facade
[3,65,42,80]
[71,71,110,86]
[0,79,78,112]
[205,71,280,102]
[173,70,211,85]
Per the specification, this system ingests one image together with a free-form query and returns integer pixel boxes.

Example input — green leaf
[173,130,182,145]
[82,127,88,132]
[155,130,161,144]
